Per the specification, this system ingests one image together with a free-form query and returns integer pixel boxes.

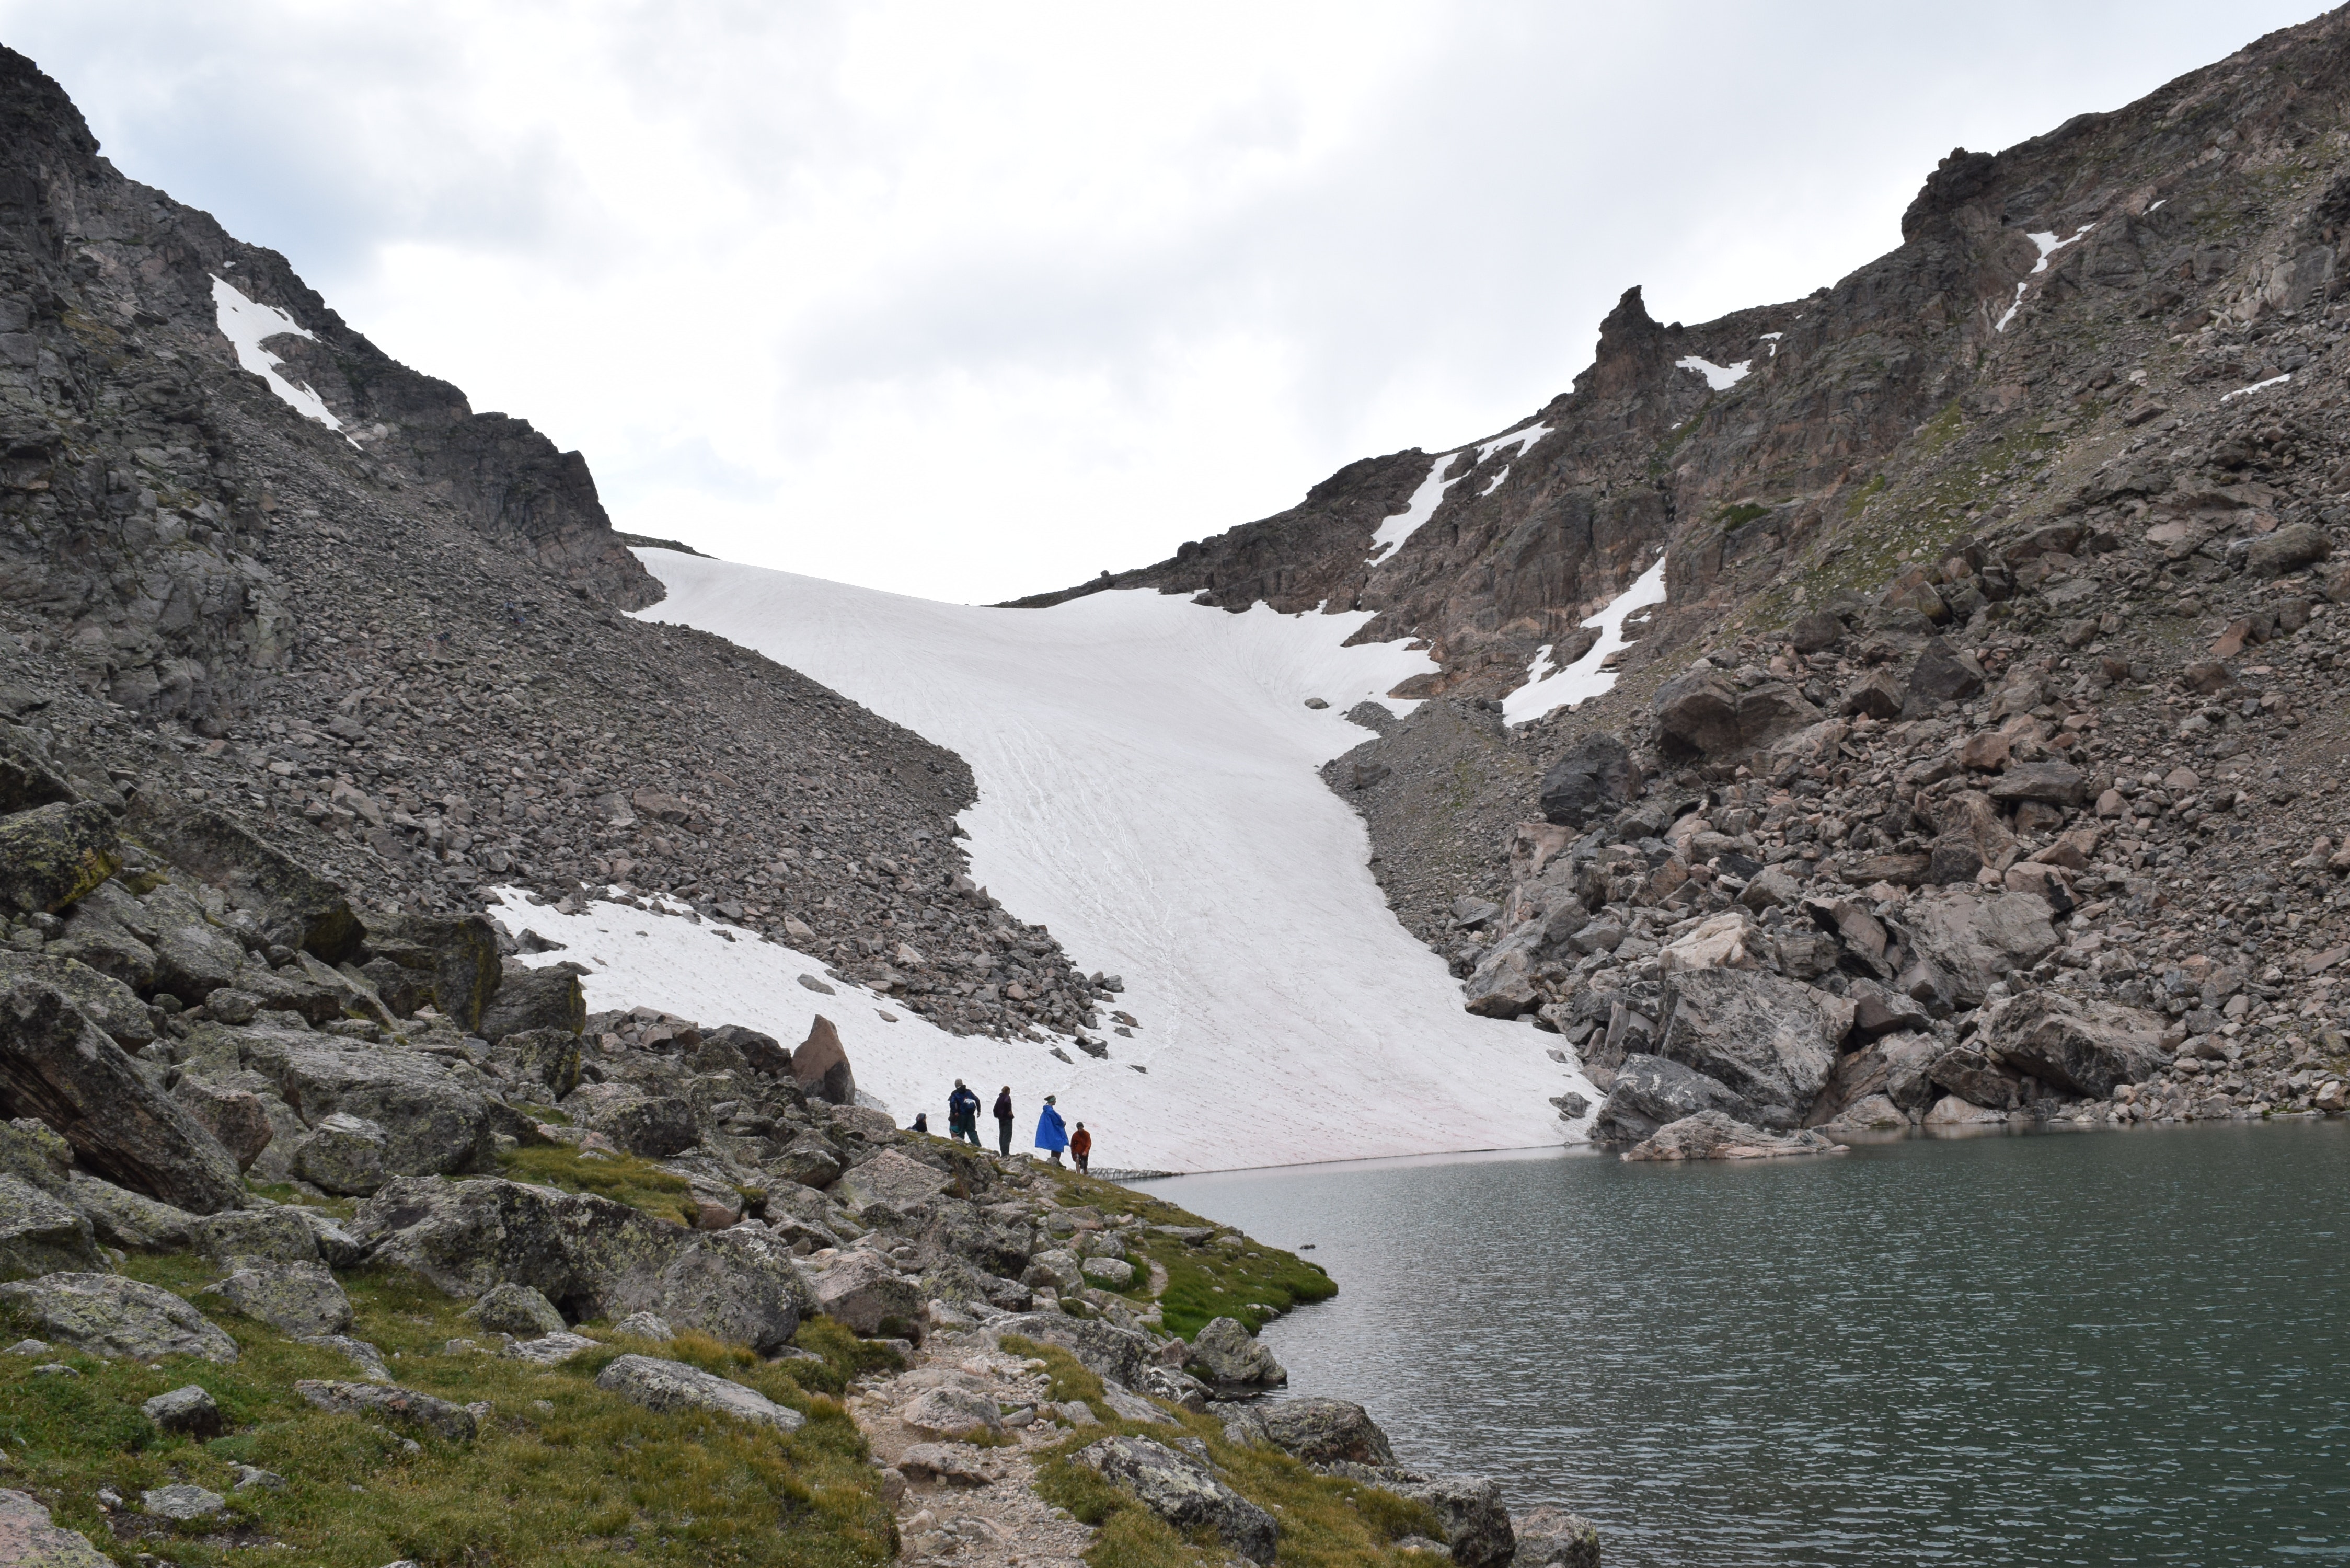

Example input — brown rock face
[792,1014,856,1105]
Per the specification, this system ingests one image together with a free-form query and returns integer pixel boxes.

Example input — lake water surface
[1142,1122,2349,1567]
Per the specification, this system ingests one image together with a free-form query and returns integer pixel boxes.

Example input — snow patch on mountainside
[1367,453,1463,563]
[1674,355,1750,391]
[1501,555,1669,727]
[626,551,1593,1171]
[210,275,349,435]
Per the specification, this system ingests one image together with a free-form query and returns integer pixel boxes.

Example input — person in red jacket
[1070,1122,1092,1174]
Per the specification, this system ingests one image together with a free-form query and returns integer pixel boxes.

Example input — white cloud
[1,1,2321,601]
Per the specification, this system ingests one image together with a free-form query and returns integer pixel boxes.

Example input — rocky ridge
[0,45,1107,1043]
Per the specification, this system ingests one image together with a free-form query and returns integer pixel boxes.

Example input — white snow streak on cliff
[1367,453,1462,562]
[1476,423,1550,463]
[618,551,1591,1172]
[1674,355,1750,390]
[210,276,348,434]
[1501,555,1670,727]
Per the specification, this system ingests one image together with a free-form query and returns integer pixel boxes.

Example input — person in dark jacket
[1070,1122,1092,1174]
[911,1111,929,1134]
[993,1086,1015,1156]
[947,1079,982,1146]
[1035,1095,1069,1166]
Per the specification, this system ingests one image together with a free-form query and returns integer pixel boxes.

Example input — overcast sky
[1,3,2323,602]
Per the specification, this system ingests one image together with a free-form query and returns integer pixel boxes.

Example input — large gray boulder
[834,1148,952,1213]
[1655,970,1852,1115]
[466,1281,566,1337]
[1653,670,1822,761]
[0,1173,102,1281]
[0,1116,71,1192]
[561,1083,696,1160]
[609,1225,810,1355]
[1621,1110,1846,1161]
[901,1383,1005,1438]
[65,1172,195,1252]
[1388,1475,1516,1568]
[168,1077,275,1172]
[1076,1436,1277,1564]
[229,1024,493,1181]
[1257,1398,1394,1466]
[478,961,585,1043]
[1903,890,2060,1007]
[290,1112,391,1196]
[1538,733,1641,829]
[359,912,501,1033]
[1188,1315,1285,1387]
[1593,1053,1752,1145]
[987,1311,1155,1387]
[1513,1506,1602,1568]
[1988,991,2168,1097]
[0,801,121,916]
[0,951,153,1049]
[595,1353,804,1431]
[0,1272,240,1362]
[202,1258,352,1338]
[0,982,245,1213]
[125,798,362,961]
[0,1486,111,1566]
[190,1206,320,1264]
[806,1249,924,1336]
[295,1380,476,1443]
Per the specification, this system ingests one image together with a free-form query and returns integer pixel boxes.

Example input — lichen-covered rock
[834,1147,951,1212]
[359,912,501,1032]
[0,1486,110,1566]
[1388,1475,1516,1568]
[0,1173,101,1281]
[0,981,245,1214]
[0,951,151,1048]
[483,1027,581,1099]
[1620,1110,1847,1161]
[807,1249,924,1337]
[594,1354,804,1431]
[203,1258,352,1338]
[1076,1436,1277,1563]
[124,797,362,961]
[562,1083,695,1159]
[290,1112,390,1196]
[478,961,585,1043]
[1188,1315,1286,1387]
[0,802,120,916]
[168,1077,274,1172]
[1257,1397,1395,1466]
[295,1379,476,1442]
[1988,990,2168,1098]
[901,1383,1004,1438]
[0,1272,239,1362]
[612,1226,810,1355]
[0,1116,71,1193]
[985,1311,1156,1387]
[1654,969,1852,1116]
[229,1025,493,1181]
[190,1206,319,1264]
[140,1383,223,1437]
[465,1281,566,1336]
[65,1172,194,1252]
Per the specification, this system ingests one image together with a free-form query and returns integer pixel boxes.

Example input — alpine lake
[1142,1120,2349,1568]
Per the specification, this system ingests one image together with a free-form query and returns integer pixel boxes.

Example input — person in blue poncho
[1035,1094,1069,1165]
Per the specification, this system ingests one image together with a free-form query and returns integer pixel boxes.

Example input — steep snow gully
[525,549,1591,1173]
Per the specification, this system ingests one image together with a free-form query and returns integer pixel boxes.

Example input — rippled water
[1143,1122,2350,1567]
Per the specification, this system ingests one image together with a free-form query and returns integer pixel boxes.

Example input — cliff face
[0,46,654,728]
[1022,9,2350,703]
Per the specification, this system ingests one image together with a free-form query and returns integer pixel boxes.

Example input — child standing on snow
[1070,1122,1092,1173]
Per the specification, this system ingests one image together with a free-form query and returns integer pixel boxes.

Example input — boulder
[141,1383,223,1437]
[140,1485,225,1521]
[147,903,249,1005]
[1080,1256,1136,1288]
[358,912,501,1032]
[295,1379,477,1443]
[291,1112,390,1196]
[1593,1054,1753,1145]
[1987,762,2086,806]
[836,1147,950,1212]
[1462,939,1541,1019]
[1923,1093,2007,1127]
[1653,669,1823,760]
[0,1116,71,1193]
[477,961,585,1043]
[1988,991,2168,1097]
[1840,669,1906,719]
[0,1173,102,1281]
[901,1383,1005,1438]
[1909,639,1986,702]
[349,1175,681,1317]
[1537,733,1641,829]
[202,1259,352,1338]
[65,1173,194,1252]
[1512,1504,1602,1568]
[1387,1475,1516,1568]
[1188,1315,1286,1387]
[0,982,245,1213]
[1257,1397,1395,1466]
[124,798,362,961]
[190,1206,320,1263]
[898,1442,998,1486]
[0,1272,240,1362]
[807,1250,924,1336]
[1658,911,1767,974]
[1621,1110,1847,1160]
[1075,1436,1277,1564]
[466,1281,566,1337]
[594,1353,804,1431]
[0,952,152,1049]
[169,1078,275,1172]
[610,1225,811,1355]
[484,1028,582,1099]
[1928,1046,2020,1110]
[704,1024,793,1080]
[563,1084,696,1159]
[233,1025,493,1181]
[1655,969,1850,1114]
[0,1486,110,1566]
[1903,891,2060,1006]
[506,1330,599,1366]
[986,1311,1155,1387]
[791,1015,857,1106]
[0,802,121,916]
[1822,1093,1909,1131]
[1787,610,1844,653]
[2245,520,2330,577]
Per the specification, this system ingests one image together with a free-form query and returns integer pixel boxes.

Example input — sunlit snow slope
[613,550,1592,1172]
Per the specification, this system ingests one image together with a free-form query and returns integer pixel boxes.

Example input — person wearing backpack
[993,1086,1015,1155]
[1070,1122,1092,1174]
[1035,1094,1069,1166]
[947,1079,982,1146]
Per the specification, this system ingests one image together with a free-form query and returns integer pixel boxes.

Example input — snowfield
[1501,555,1668,727]
[542,551,1594,1173]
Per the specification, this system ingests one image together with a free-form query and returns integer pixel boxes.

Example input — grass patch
[498,1144,697,1224]
[0,1256,895,1567]
[1714,501,1771,528]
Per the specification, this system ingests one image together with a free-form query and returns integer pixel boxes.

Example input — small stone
[610,1311,674,1341]
[140,1484,226,1521]
[140,1384,223,1438]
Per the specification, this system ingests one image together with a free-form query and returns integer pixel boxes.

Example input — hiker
[1035,1094,1069,1166]
[911,1111,929,1134]
[1070,1121,1092,1174]
[993,1086,1015,1156]
[947,1079,982,1146]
